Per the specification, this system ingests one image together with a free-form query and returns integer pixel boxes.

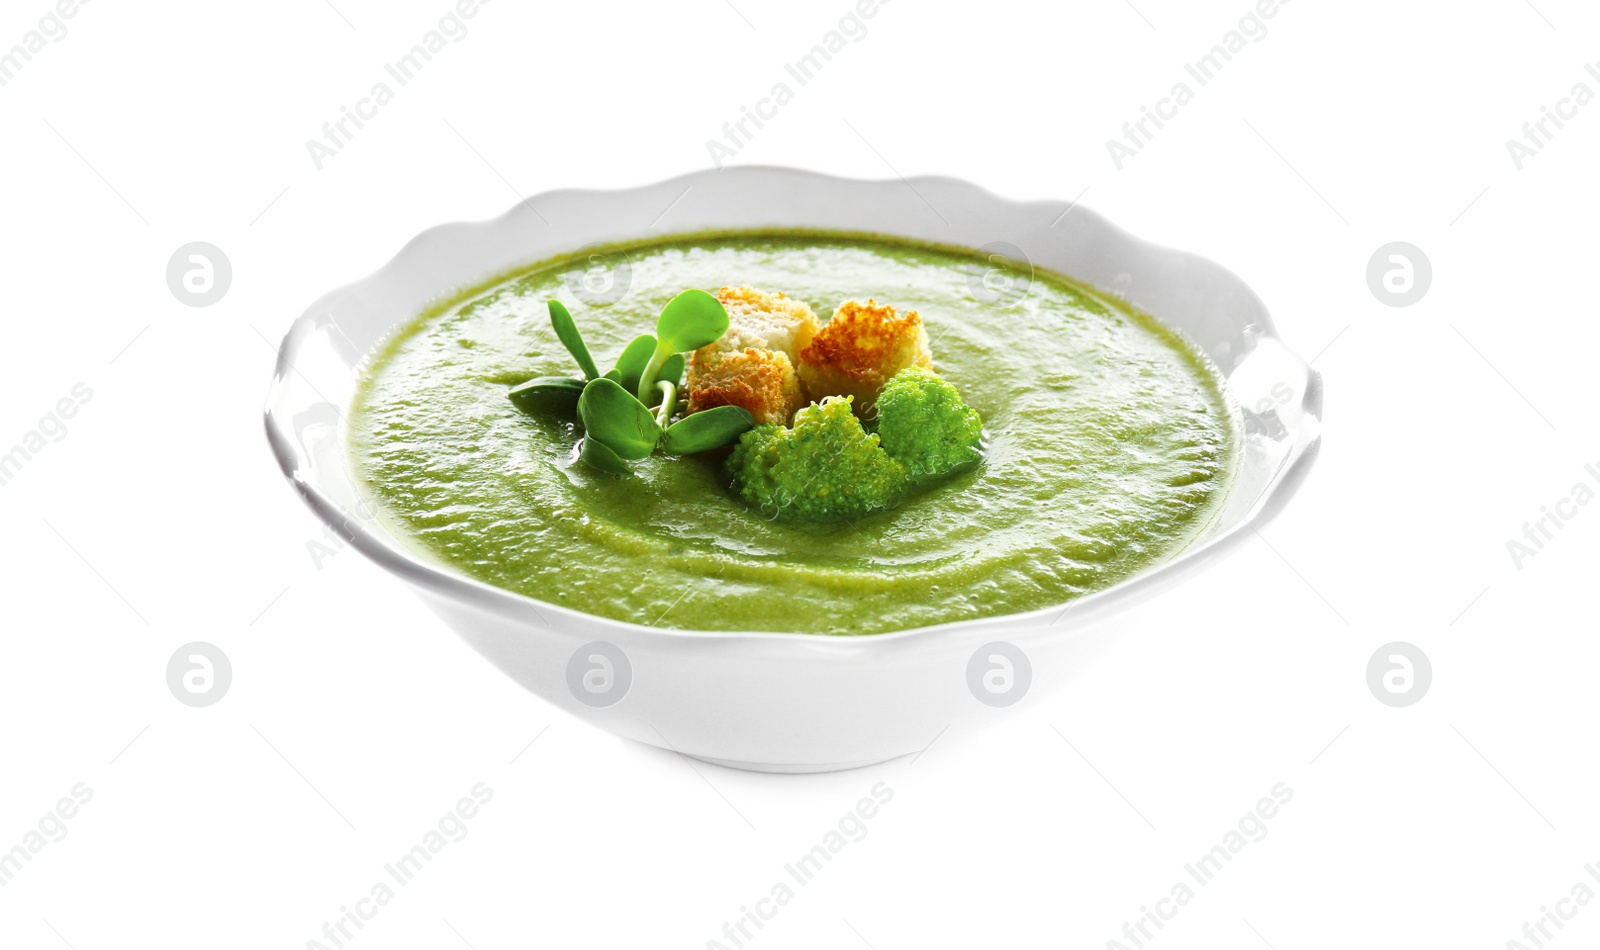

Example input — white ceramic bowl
[264,167,1322,773]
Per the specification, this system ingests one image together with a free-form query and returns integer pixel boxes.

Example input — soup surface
[349,232,1237,634]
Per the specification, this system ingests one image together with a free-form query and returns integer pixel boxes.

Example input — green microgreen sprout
[659,353,686,392]
[547,299,599,381]
[577,377,660,460]
[653,380,677,429]
[508,291,753,474]
[578,433,632,476]
[636,289,729,404]
[613,334,657,397]
[506,375,586,416]
[662,405,758,455]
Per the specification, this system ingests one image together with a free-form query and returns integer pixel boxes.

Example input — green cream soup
[349,233,1237,635]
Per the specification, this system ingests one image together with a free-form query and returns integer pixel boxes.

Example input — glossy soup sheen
[349,232,1238,635]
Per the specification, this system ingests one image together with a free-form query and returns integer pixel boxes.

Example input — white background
[1,0,1596,947]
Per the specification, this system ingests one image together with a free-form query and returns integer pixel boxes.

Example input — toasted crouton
[685,286,820,426]
[797,299,934,414]
[685,346,806,427]
[714,286,821,362]
[708,286,821,363]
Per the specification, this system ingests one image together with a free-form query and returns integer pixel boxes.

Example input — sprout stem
[637,340,673,404]
[655,381,677,428]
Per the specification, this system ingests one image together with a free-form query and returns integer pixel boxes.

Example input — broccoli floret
[874,366,984,484]
[724,396,906,522]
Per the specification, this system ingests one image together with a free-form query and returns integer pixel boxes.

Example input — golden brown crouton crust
[797,299,934,413]
[713,286,821,363]
[684,286,819,427]
[685,346,806,427]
